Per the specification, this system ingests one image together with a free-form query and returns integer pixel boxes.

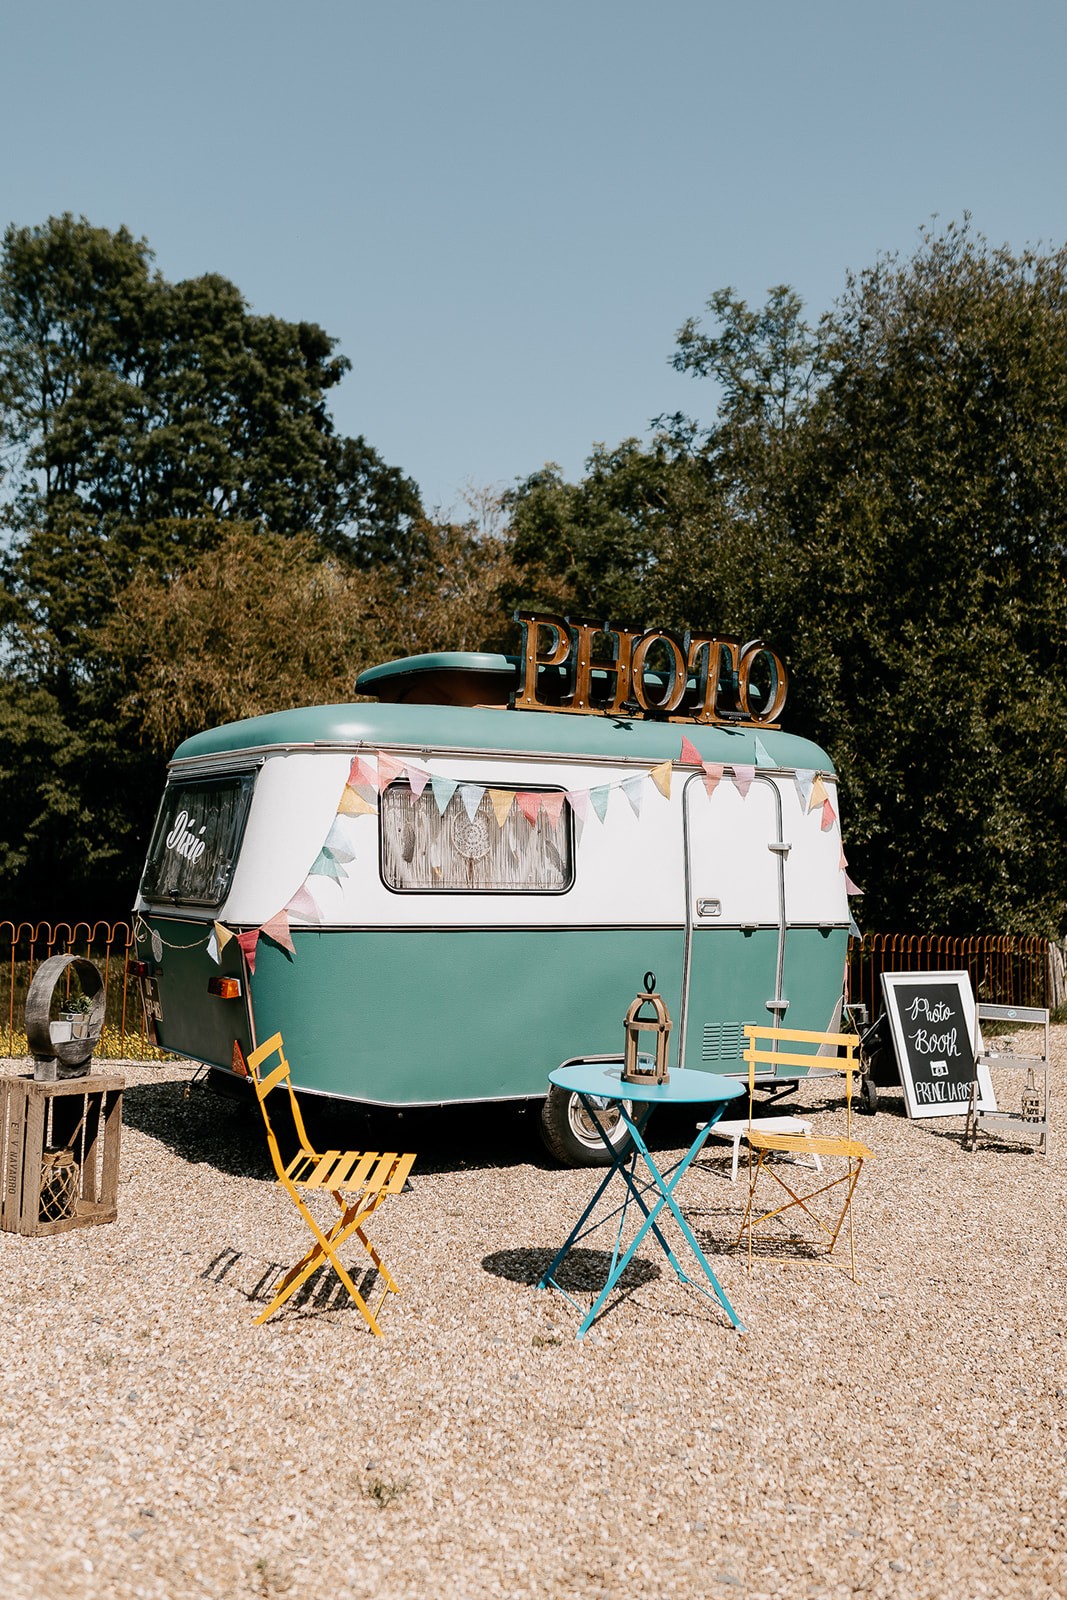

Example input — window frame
[140,768,258,910]
[378,779,575,896]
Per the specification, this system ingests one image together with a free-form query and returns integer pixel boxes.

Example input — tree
[775,223,1067,933]
[95,522,516,757]
[0,215,422,682]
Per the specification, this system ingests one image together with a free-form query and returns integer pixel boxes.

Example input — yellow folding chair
[243,1033,415,1334]
[735,1025,874,1281]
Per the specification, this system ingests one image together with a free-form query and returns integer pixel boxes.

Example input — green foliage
[3,212,1067,936]
[0,214,422,681]
[775,223,1067,933]
[505,224,1067,935]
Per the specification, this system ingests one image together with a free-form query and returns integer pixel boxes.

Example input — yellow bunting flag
[488,788,515,827]
[809,775,829,812]
[649,761,672,799]
[338,785,377,817]
[213,921,234,954]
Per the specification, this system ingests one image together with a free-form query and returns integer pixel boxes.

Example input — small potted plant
[57,991,94,1041]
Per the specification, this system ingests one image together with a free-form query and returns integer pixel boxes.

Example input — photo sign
[881,971,994,1120]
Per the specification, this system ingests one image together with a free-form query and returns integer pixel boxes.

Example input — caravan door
[679,772,786,1075]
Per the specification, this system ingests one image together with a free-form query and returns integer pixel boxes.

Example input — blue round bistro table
[538,1059,746,1338]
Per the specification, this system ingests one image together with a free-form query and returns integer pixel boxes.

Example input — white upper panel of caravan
[138,702,848,930]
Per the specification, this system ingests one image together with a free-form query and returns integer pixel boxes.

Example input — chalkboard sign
[881,971,994,1120]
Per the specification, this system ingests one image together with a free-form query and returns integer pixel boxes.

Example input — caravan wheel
[539,1085,633,1167]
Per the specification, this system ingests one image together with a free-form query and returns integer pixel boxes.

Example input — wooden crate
[0,1071,124,1237]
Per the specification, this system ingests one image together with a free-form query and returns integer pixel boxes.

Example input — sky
[2,0,1066,519]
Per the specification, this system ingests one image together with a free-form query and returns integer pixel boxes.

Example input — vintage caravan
[131,618,853,1163]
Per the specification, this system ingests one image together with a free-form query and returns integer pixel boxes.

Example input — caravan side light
[208,977,242,1000]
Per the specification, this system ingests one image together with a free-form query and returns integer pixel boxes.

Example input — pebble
[0,1040,1064,1599]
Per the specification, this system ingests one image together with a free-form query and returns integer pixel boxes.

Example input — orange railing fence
[0,920,159,1060]
[1,920,1056,1062]
[848,932,1050,1019]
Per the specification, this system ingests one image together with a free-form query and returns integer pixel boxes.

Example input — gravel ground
[0,1036,1063,1600]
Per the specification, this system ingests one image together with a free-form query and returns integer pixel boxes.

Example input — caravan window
[141,771,256,907]
[380,783,573,892]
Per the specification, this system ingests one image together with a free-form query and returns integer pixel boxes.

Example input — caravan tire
[539,1085,633,1167]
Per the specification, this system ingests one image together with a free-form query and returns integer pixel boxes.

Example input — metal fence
[848,932,1050,1018]
[0,921,156,1060]
[1,920,1054,1062]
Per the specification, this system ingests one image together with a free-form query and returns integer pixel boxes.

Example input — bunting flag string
[235,734,854,967]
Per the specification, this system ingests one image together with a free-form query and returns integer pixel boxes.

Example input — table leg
[540,1100,745,1337]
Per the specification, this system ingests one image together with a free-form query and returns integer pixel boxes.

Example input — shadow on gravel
[200,1241,386,1322]
[121,1074,720,1180]
[482,1245,658,1294]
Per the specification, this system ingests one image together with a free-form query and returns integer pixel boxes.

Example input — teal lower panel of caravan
[138,918,253,1070]
[142,919,849,1106]
[248,927,689,1104]
[683,925,849,1076]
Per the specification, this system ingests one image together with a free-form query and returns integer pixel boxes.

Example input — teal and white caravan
[131,619,853,1163]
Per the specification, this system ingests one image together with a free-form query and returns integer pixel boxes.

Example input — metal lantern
[622,972,672,1085]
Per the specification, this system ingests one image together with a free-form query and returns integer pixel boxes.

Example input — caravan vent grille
[702,1022,744,1063]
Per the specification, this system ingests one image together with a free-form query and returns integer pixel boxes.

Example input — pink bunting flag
[731,763,755,798]
[566,789,589,821]
[702,762,724,797]
[678,735,703,767]
[649,761,672,799]
[540,791,566,828]
[845,874,863,896]
[261,910,296,956]
[516,791,542,825]
[348,755,377,795]
[376,753,406,792]
[286,884,322,923]
[236,929,260,975]
[821,798,837,831]
[405,762,431,798]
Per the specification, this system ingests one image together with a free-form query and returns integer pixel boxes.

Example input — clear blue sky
[2,0,1065,518]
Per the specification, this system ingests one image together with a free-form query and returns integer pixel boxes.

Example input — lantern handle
[643,971,657,994]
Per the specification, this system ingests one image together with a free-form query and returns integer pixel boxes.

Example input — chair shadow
[482,1245,659,1293]
[201,1242,386,1320]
